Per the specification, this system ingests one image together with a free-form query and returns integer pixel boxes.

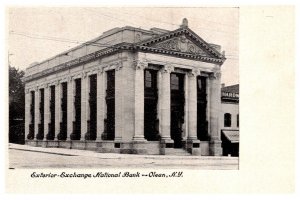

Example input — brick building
[220,84,239,157]
[24,19,226,156]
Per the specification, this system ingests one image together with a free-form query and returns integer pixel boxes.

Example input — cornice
[24,28,226,83]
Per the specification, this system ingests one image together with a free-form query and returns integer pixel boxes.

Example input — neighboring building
[23,19,227,156]
[220,84,239,157]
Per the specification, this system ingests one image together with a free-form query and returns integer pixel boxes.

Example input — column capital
[133,60,147,70]
[188,68,200,77]
[68,76,73,82]
[161,64,174,74]
[209,71,221,80]
[81,71,87,79]
[34,86,39,92]
[114,61,123,71]
[97,66,104,75]
[54,80,60,86]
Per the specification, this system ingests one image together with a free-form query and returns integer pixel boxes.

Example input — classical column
[67,76,74,140]
[44,85,50,140]
[183,74,189,140]
[54,81,60,140]
[114,62,123,142]
[159,65,174,143]
[34,87,40,140]
[84,73,90,140]
[209,71,223,156]
[186,68,201,155]
[206,77,211,135]
[96,68,104,141]
[24,89,31,140]
[187,68,199,140]
[81,72,88,141]
[133,61,146,141]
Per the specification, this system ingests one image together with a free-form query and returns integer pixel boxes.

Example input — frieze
[66,59,80,68]
[60,78,69,83]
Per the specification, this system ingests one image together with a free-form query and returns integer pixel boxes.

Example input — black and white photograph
[3,4,295,194]
[8,7,239,169]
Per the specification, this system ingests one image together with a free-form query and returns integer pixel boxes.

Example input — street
[8,144,239,169]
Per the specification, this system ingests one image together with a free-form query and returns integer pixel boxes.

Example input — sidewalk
[9,143,238,161]
[9,143,239,169]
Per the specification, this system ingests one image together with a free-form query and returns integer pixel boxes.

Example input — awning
[222,130,239,143]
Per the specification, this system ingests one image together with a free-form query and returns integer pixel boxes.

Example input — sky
[8,7,239,85]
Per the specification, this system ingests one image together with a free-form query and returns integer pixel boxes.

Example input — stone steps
[165,148,191,156]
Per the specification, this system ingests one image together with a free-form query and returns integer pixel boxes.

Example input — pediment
[151,35,209,57]
[136,28,225,64]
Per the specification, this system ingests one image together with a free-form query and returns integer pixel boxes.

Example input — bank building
[23,19,227,156]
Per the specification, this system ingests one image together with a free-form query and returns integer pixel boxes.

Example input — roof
[222,130,239,143]
[221,84,239,103]
[24,22,226,83]
[221,84,239,94]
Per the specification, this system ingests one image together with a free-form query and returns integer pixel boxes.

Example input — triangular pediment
[151,35,210,56]
[136,28,225,64]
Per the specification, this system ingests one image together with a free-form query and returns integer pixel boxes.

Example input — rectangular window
[145,70,152,88]
[224,113,231,127]
[197,76,208,140]
[171,73,179,90]
[144,69,159,141]
[237,114,239,127]
[105,70,115,140]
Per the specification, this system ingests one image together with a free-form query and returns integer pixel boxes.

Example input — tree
[9,66,25,144]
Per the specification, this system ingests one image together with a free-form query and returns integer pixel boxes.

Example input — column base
[26,139,38,147]
[114,136,122,149]
[186,139,201,155]
[47,140,59,148]
[160,138,174,155]
[59,140,72,149]
[72,140,86,150]
[209,140,223,156]
[132,141,148,154]
[132,135,146,142]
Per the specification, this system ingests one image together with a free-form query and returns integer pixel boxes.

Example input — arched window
[237,114,239,127]
[224,113,231,127]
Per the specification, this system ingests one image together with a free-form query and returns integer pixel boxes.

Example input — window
[171,74,179,90]
[224,113,231,127]
[237,114,239,127]
[145,70,152,88]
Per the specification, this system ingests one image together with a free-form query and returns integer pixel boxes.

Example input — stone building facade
[24,19,226,156]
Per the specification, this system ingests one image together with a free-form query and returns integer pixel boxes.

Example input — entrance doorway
[170,73,185,148]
